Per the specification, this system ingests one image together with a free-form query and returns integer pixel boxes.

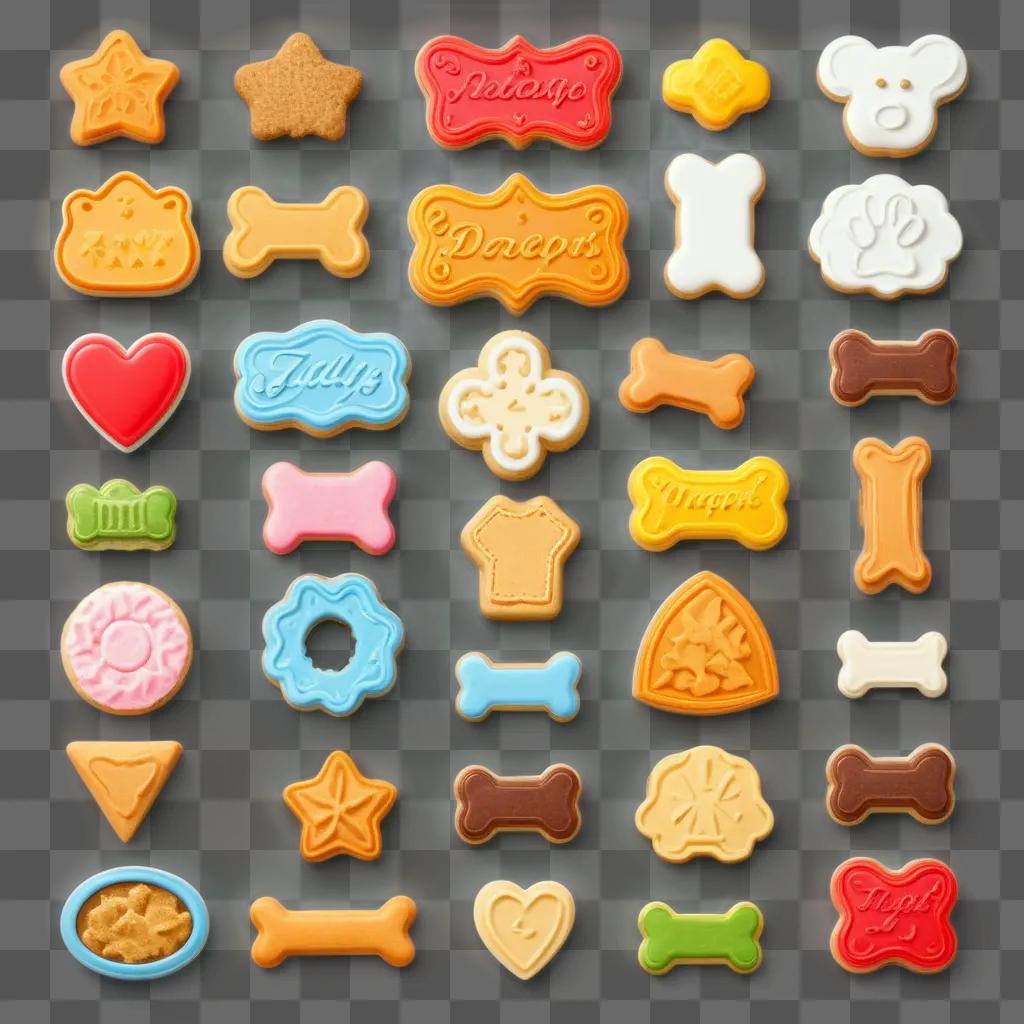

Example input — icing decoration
[633,571,779,715]
[628,455,788,551]
[830,858,958,973]
[55,171,199,297]
[407,173,629,314]
[66,480,177,551]
[439,331,589,480]
[454,651,582,722]
[837,630,948,699]
[233,319,410,437]
[261,460,397,555]
[638,901,765,975]
[664,153,765,299]
[662,39,771,130]
[818,35,968,157]
[61,582,192,715]
[808,175,962,298]
[262,573,403,716]
[415,34,622,149]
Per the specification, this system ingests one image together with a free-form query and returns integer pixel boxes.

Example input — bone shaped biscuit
[249,895,416,968]
[853,436,932,594]
[454,763,581,845]
[454,652,581,722]
[618,338,755,429]
[836,630,948,699]
[224,185,370,279]
[638,901,764,975]
[829,329,958,406]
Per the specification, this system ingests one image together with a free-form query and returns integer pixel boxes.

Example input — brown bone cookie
[454,763,581,844]
[826,743,956,826]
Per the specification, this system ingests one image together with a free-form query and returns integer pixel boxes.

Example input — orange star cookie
[235,33,362,141]
[283,751,396,862]
[60,30,180,146]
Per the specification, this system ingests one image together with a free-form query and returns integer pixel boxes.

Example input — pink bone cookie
[262,461,397,556]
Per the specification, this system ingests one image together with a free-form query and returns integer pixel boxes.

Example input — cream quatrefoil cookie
[439,331,589,481]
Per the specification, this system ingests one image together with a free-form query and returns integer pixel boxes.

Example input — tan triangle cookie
[66,740,182,842]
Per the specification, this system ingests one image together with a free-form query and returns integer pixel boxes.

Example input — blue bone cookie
[638,901,764,975]
[455,652,581,721]
[66,480,177,551]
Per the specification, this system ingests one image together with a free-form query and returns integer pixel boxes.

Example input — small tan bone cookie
[619,338,754,429]
[440,331,589,480]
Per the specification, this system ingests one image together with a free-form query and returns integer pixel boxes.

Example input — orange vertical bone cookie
[619,338,754,429]
[250,896,416,968]
[407,173,629,313]
[853,436,932,594]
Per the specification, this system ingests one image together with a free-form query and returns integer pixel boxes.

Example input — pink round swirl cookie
[61,582,192,714]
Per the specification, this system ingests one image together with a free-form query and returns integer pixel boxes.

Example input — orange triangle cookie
[66,740,182,842]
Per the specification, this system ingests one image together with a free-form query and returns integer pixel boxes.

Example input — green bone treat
[66,480,177,551]
[638,901,764,975]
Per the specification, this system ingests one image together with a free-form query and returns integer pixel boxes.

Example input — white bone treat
[836,630,948,699]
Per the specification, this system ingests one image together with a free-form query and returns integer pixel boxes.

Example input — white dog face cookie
[818,35,967,157]
[664,153,765,300]
[808,174,962,299]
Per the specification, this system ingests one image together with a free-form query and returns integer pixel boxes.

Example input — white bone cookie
[836,630,948,699]
[818,35,967,158]
[664,153,765,300]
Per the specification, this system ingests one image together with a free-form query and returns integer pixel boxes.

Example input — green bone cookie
[638,901,764,975]
[66,480,177,551]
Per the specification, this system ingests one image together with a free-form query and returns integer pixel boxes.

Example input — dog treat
[461,495,580,620]
[853,436,932,594]
[223,185,370,280]
[60,30,180,146]
[454,764,581,845]
[416,34,622,149]
[261,460,396,556]
[234,319,410,437]
[263,573,403,716]
[61,866,208,980]
[638,901,765,975]
[235,33,362,141]
[633,571,779,716]
[628,455,788,552]
[250,896,416,968]
[818,35,967,158]
[63,332,190,453]
[619,338,754,429]
[283,751,397,862]
[664,153,765,299]
[826,743,956,826]
[407,173,629,313]
[473,880,574,980]
[455,651,582,722]
[62,582,192,715]
[439,331,588,480]
[636,745,773,863]
[66,740,182,842]
[831,857,958,973]
[837,630,948,699]
[829,328,958,406]
[55,172,199,297]
[808,175,962,298]
[662,39,770,130]
[66,480,177,551]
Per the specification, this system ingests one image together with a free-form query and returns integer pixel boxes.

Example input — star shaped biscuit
[235,33,363,141]
[283,751,396,861]
[60,29,180,145]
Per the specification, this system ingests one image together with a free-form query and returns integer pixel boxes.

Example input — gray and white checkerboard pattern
[0,0,1019,1018]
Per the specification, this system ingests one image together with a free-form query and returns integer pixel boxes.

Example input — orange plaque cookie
[633,571,778,715]
[60,30,180,146]
[407,173,629,314]
[853,436,932,594]
[461,495,580,620]
[55,171,199,297]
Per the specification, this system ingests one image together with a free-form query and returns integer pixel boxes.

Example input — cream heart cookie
[473,880,574,980]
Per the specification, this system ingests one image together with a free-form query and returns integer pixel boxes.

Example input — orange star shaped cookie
[234,33,363,141]
[283,751,396,862]
[59,30,180,146]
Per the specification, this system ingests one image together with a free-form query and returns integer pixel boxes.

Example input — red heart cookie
[62,333,191,452]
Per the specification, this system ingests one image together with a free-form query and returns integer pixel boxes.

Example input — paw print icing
[809,174,961,298]
[439,331,589,480]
